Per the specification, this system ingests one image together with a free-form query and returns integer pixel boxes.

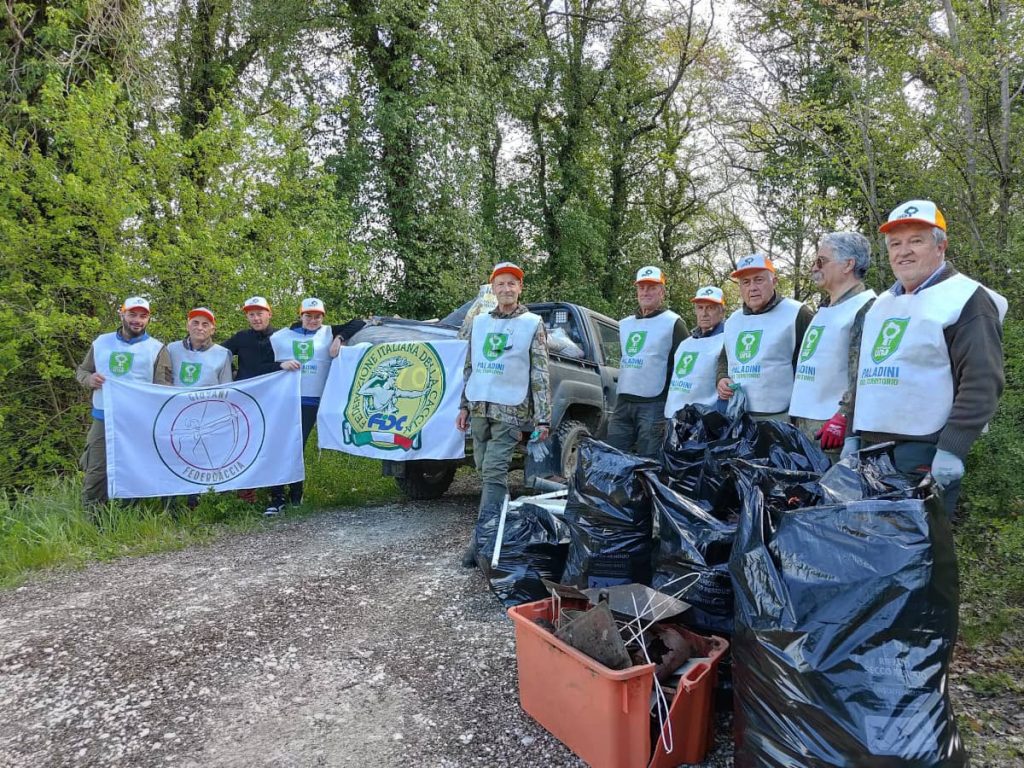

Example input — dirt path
[0,483,1019,767]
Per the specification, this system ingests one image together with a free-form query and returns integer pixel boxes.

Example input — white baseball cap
[635,266,666,284]
[691,286,724,305]
[879,199,947,233]
[731,254,776,278]
[242,296,271,312]
[188,307,215,323]
[121,296,150,314]
[300,297,326,315]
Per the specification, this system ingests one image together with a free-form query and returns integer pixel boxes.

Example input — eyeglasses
[811,257,833,269]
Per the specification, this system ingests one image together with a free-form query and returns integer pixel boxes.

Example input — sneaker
[264,504,281,517]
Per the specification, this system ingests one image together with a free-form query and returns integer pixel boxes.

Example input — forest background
[1,0,1022,513]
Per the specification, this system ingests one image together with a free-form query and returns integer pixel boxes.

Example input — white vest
[617,311,681,398]
[464,311,541,406]
[271,326,333,398]
[789,290,876,420]
[724,298,804,413]
[90,332,165,412]
[854,274,1007,436]
[167,341,233,387]
[664,332,726,417]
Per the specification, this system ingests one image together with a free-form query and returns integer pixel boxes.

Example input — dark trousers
[272,404,318,505]
[605,399,665,460]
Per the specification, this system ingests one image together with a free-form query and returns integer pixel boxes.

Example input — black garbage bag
[561,439,660,589]
[818,445,917,503]
[751,418,830,474]
[474,501,570,607]
[644,471,737,635]
[662,404,758,515]
[729,467,965,767]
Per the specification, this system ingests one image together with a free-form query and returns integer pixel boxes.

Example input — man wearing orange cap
[457,262,551,567]
[167,308,233,387]
[76,296,172,509]
[664,285,727,419]
[848,200,1007,516]
[716,254,814,420]
[607,266,687,457]
[223,297,280,382]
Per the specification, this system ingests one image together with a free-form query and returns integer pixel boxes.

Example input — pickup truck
[347,301,622,499]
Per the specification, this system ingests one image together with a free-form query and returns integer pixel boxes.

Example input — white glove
[839,436,860,460]
[930,449,964,489]
[527,436,550,462]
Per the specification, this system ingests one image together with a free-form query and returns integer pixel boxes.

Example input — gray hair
[821,231,871,278]
[883,226,947,248]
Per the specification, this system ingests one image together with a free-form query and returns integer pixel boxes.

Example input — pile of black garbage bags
[477,404,965,766]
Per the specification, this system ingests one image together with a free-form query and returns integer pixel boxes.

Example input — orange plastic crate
[508,598,728,768]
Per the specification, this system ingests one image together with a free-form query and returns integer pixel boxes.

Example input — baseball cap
[242,296,271,312]
[879,200,947,233]
[490,262,524,282]
[300,297,326,315]
[691,286,725,305]
[188,307,215,323]
[635,266,665,284]
[121,296,150,314]
[731,254,776,278]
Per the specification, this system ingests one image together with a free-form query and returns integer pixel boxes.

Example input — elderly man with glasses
[789,233,877,460]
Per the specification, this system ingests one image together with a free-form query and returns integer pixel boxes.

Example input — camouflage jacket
[459,304,552,429]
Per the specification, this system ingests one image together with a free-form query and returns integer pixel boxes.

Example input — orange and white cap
[121,296,150,314]
[242,296,271,312]
[188,307,215,323]
[731,254,776,278]
[300,297,326,315]
[635,266,666,285]
[879,200,947,233]
[490,262,524,282]
[691,286,725,305]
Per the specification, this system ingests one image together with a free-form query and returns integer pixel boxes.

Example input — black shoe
[461,543,478,569]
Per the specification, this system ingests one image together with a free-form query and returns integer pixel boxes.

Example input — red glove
[815,413,848,450]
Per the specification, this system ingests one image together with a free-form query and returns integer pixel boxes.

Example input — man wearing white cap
[607,266,687,457]
[268,298,366,514]
[716,254,814,420]
[222,297,280,382]
[664,286,727,419]
[167,308,233,387]
[848,200,1007,516]
[457,262,552,567]
[75,296,172,508]
[789,233,876,460]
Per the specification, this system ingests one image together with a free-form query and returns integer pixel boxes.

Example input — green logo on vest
[871,317,910,363]
[109,351,134,376]
[675,351,698,378]
[799,326,825,362]
[293,339,314,363]
[180,361,203,385]
[483,332,509,361]
[625,330,647,356]
[735,330,762,363]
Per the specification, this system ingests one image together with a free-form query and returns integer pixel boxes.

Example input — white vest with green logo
[617,312,680,398]
[465,311,541,406]
[664,332,725,416]
[271,326,334,398]
[90,332,165,412]
[724,298,803,414]
[854,274,1007,436]
[789,290,876,420]
[167,341,232,387]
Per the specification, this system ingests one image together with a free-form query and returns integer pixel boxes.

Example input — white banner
[318,340,468,460]
[103,372,304,498]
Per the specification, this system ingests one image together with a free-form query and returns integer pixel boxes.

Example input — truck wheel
[394,462,458,500]
[557,420,591,480]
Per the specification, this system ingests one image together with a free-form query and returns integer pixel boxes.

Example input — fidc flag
[103,372,304,498]
[318,340,468,460]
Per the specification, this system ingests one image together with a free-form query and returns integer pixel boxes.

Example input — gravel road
[0,479,733,768]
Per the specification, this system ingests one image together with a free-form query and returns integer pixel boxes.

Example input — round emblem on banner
[153,389,266,485]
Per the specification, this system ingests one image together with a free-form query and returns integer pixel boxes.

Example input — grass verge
[0,447,400,588]
[956,509,1024,647]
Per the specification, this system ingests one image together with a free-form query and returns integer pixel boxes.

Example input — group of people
[77,295,364,515]
[604,199,1006,517]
